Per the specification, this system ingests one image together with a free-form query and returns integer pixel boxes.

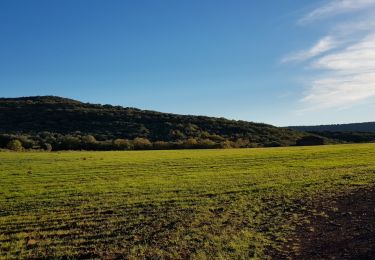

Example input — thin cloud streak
[334,15,375,35]
[282,36,338,63]
[302,73,375,109]
[299,0,375,24]
[312,35,375,72]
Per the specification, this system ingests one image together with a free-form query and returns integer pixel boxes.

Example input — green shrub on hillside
[6,139,23,151]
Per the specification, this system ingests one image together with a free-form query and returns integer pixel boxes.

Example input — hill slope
[0,96,305,150]
[289,122,375,133]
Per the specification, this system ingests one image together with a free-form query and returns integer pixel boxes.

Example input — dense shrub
[265,141,282,147]
[153,141,173,150]
[7,140,23,151]
[296,136,325,146]
[183,138,198,149]
[113,139,133,150]
[133,138,152,150]
[41,143,53,151]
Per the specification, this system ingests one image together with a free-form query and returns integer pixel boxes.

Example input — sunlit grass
[1,144,375,258]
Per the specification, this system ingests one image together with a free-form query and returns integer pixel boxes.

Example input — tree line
[0,132,289,151]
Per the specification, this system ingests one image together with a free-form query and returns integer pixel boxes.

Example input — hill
[289,122,375,133]
[0,96,306,150]
[288,122,375,144]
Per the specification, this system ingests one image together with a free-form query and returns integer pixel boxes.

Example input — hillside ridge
[289,122,375,133]
[0,96,306,150]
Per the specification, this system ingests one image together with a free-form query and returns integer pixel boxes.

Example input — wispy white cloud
[302,73,375,109]
[312,34,375,72]
[299,0,375,24]
[303,35,375,109]
[282,36,338,63]
[285,0,375,110]
[334,14,375,35]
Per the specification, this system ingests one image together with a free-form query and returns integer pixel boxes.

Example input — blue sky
[1,0,375,126]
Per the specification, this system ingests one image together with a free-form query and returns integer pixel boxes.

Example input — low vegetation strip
[1,144,375,258]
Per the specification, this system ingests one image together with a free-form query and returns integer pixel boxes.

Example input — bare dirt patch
[286,187,375,259]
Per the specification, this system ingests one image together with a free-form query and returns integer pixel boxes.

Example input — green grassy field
[1,144,375,259]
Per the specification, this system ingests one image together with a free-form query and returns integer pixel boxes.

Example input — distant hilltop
[0,96,307,150]
[289,122,375,133]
